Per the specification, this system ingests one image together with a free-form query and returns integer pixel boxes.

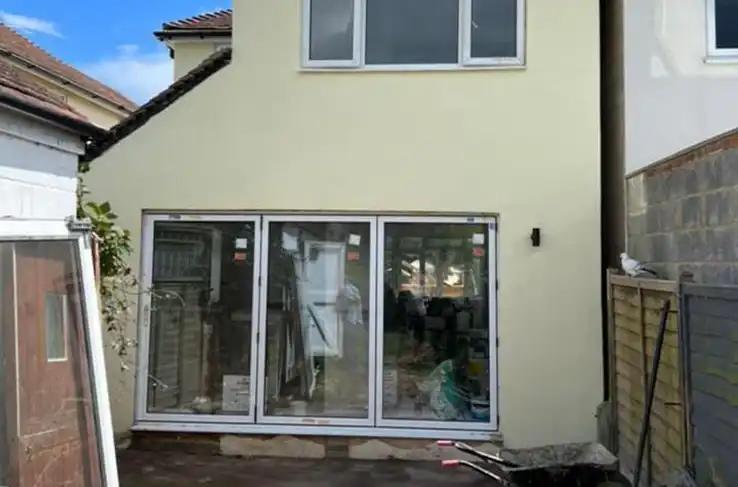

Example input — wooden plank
[642,293,678,311]
[610,275,677,292]
[614,302,641,323]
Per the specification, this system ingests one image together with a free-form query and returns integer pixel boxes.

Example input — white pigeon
[620,252,658,278]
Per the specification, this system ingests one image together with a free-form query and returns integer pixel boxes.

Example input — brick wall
[626,127,738,284]
[626,130,738,284]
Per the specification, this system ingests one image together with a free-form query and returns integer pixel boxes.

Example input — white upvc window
[301,0,525,70]
[707,0,738,59]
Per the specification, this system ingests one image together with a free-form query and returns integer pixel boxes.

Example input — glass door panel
[377,217,497,430]
[257,217,376,425]
[140,215,260,421]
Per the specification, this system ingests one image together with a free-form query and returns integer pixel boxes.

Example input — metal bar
[633,298,672,487]
[448,441,518,467]
[677,272,695,472]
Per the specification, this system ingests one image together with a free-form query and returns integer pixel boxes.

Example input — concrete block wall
[626,128,738,284]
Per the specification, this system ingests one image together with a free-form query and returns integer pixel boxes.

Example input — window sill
[299,62,526,73]
[704,53,738,64]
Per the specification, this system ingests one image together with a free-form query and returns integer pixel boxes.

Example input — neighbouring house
[154,9,232,80]
[83,0,603,456]
[0,23,138,128]
[0,59,119,486]
[601,0,738,266]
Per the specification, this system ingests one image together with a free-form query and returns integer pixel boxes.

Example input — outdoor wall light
[530,227,541,247]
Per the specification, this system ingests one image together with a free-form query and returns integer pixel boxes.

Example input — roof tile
[0,56,94,128]
[0,24,138,111]
[162,9,233,31]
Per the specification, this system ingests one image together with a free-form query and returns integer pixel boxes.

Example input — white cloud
[82,45,173,105]
[0,11,62,37]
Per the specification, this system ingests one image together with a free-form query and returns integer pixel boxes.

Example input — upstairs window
[302,0,525,69]
[708,0,738,57]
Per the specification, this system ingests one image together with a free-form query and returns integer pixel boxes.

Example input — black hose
[632,298,671,487]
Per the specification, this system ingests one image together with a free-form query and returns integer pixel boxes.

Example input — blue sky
[0,1,229,104]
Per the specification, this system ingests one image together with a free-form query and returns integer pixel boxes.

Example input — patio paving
[117,449,495,487]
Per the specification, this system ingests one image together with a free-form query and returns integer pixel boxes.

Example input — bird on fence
[620,252,659,278]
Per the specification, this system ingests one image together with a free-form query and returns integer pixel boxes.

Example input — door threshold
[131,420,503,442]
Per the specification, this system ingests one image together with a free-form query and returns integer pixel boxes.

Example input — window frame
[706,0,738,60]
[301,0,526,70]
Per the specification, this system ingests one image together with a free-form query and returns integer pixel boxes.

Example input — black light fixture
[530,227,541,247]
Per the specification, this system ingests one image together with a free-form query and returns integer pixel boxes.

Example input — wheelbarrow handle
[436,440,518,468]
[441,459,510,485]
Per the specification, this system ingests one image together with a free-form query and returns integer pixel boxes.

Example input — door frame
[135,213,262,424]
[255,214,378,427]
[374,215,499,431]
[0,219,120,487]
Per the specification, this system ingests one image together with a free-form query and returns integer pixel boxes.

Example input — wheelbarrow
[437,440,632,487]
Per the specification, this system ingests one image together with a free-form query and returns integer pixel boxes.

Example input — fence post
[606,268,619,454]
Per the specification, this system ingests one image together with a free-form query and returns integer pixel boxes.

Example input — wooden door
[13,240,103,487]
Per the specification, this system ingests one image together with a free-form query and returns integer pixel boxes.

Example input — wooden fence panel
[608,272,684,486]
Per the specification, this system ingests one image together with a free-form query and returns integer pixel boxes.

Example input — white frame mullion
[255,214,377,427]
[301,0,363,68]
[374,215,499,432]
[706,0,738,59]
[0,221,121,487]
[135,213,262,425]
[461,0,526,67]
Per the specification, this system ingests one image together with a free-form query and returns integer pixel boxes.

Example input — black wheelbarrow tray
[437,440,632,487]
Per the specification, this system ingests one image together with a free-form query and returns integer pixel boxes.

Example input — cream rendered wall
[172,41,225,79]
[624,0,738,173]
[64,95,124,130]
[86,0,602,447]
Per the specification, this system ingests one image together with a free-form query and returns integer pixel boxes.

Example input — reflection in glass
[147,221,257,415]
[381,223,491,422]
[365,0,459,65]
[716,0,738,49]
[309,0,355,61]
[263,221,371,418]
[470,0,517,59]
[0,241,103,486]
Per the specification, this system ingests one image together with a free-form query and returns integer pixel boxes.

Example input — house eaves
[154,9,233,40]
[0,57,105,139]
[83,48,232,163]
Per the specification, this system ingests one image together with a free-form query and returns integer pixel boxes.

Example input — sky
[0,1,229,104]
